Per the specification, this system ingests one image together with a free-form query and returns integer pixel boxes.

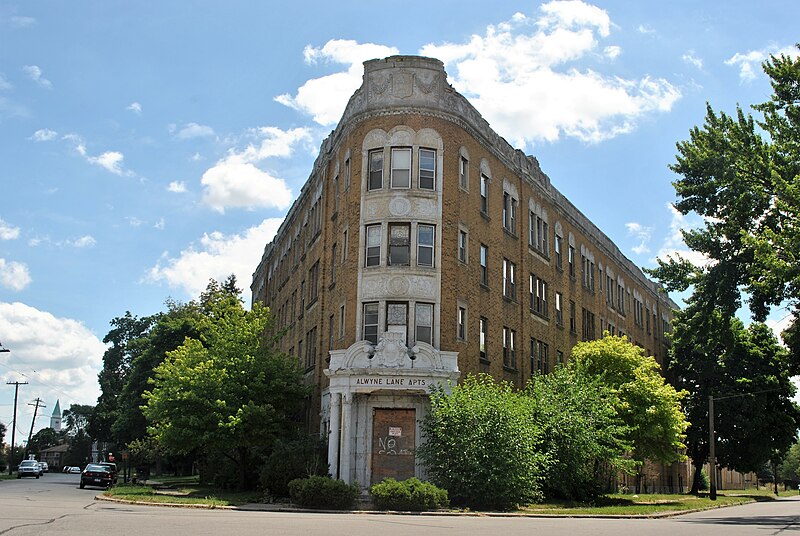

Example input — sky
[1,0,798,441]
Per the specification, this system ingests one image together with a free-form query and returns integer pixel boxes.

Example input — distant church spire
[50,399,62,432]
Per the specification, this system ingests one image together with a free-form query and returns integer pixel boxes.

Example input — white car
[68,466,81,474]
[39,462,49,474]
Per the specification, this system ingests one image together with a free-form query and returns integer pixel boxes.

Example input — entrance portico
[324,331,459,488]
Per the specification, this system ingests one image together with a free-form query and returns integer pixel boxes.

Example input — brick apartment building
[251,55,677,490]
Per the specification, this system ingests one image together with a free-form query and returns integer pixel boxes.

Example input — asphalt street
[1,473,799,535]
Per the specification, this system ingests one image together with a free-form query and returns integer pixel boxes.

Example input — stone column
[327,392,341,480]
[340,392,354,484]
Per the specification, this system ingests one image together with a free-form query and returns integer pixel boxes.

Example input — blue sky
[1,1,798,439]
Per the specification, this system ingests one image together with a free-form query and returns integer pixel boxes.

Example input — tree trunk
[691,458,703,495]
[238,447,249,491]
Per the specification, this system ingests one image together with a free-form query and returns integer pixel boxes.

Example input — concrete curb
[94,493,760,519]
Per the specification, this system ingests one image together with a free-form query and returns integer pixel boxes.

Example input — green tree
[569,334,689,465]
[649,46,800,323]
[143,285,307,490]
[528,366,634,500]
[779,441,800,483]
[417,374,549,510]
[26,427,60,456]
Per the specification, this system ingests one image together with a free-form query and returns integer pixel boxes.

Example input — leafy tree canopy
[143,282,308,490]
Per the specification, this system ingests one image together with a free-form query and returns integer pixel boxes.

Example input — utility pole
[6,381,28,475]
[708,394,716,501]
[25,398,46,459]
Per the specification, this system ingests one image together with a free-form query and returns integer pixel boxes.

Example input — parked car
[80,464,113,489]
[16,459,40,479]
[38,462,47,475]
[39,461,49,473]
[68,466,82,474]
[97,462,118,483]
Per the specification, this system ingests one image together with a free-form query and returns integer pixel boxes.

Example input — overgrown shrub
[288,475,359,510]
[370,477,448,511]
[260,436,327,498]
[529,366,635,501]
[417,374,548,510]
[698,468,710,491]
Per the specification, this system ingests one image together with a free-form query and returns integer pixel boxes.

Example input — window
[344,157,351,190]
[342,229,348,261]
[387,302,408,341]
[568,245,575,278]
[554,234,563,270]
[555,292,563,326]
[333,175,339,214]
[415,303,433,345]
[480,244,488,286]
[457,306,466,340]
[391,148,411,188]
[459,156,469,190]
[339,303,346,339]
[569,300,576,334]
[480,174,489,214]
[417,224,434,267]
[582,255,595,291]
[530,274,548,317]
[331,243,337,284]
[363,302,379,344]
[479,317,488,360]
[458,229,468,263]
[531,338,549,375]
[419,148,435,190]
[368,149,383,190]
[557,350,564,366]
[582,308,596,341]
[309,261,320,303]
[503,258,516,300]
[503,192,517,234]
[306,326,317,369]
[389,223,411,266]
[503,327,516,369]
[529,210,549,255]
[328,315,334,351]
[365,225,381,267]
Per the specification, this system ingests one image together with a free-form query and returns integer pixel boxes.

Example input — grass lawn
[0,473,17,481]
[105,483,262,507]
[519,491,775,516]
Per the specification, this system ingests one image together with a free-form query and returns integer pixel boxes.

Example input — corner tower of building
[251,55,676,490]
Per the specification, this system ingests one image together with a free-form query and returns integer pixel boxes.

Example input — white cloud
[191,152,203,161]
[419,1,680,146]
[200,126,310,213]
[0,73,12,90]
[625,221,653,255]
[69,235,96,248]
[282,3,679,146]
[0,218,20,240]
[154,218,165,230]
[65,135,131,176]
[167,181,187,193]
[726,44,799,82]
[654,203,710,267]
[127,101,142,114]
[604,45,622,59]
[127,217,144,227]
[30,128,58,142]
[22,65,52,89]
[0,301,105,407]
[10,16,36,27]
[175,122,215,140]
[146,218,284,303]
[682,51,703,69]
[275,39,399,126]
[0,259,32,291]
[637,24,655,35]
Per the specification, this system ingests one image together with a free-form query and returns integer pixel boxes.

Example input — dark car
[80,464,113,489]
[97,462,118,483]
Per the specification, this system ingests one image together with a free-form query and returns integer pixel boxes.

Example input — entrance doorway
[371,408,416,485]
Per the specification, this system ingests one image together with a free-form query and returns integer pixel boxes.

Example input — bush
[698,468,710,491]
[288,475,359,510]
[370,478,448,511]
[417,374,548,510]
[260,436,327,498]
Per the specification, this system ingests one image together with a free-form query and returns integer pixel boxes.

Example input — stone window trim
[363,222,437,269]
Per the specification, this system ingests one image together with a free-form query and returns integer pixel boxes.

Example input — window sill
[502,365,518,374]
[306,297,318,310]
[480,357,491,366]
[480,211,491,222]
[528,245,550,262]
[503,296,518,305]
[331,211,338,222]
[328,282,336,291]
[502,228,518,240]
[480,283,490,292]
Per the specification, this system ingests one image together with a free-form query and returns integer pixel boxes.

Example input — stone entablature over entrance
[324,331,459,487]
